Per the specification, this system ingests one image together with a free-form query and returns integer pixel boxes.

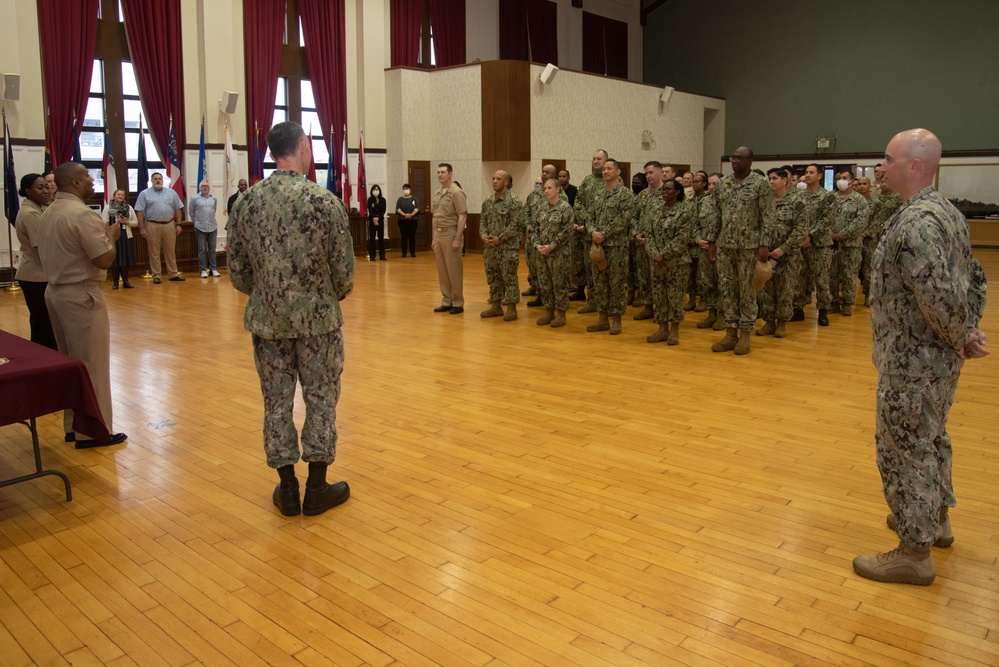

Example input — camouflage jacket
[707,171,775,249]
[772,189,810,256]
[480,191,526,248]
[572,173,601,230]
[691,191,719,243]
[867,191,901,236]
[801,188,838,247]
[645,201,693,264]
[871,186,987,378]
[632,185,664,236]
[534,199,574,251]
[525,187,567,233]
[227,170,354,339]
[832,190,869,248]
[586,182,635,246]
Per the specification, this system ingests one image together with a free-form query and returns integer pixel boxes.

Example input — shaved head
[883,128,942,201]
[54,162,87,188]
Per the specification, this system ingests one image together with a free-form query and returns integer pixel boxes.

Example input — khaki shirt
[37,193,113,284]
[431,184,467,228]
[14,199,46,282]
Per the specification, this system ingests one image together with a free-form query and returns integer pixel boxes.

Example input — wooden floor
[1,249,998,667]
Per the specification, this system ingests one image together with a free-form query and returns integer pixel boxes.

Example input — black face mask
[632,184,645,195]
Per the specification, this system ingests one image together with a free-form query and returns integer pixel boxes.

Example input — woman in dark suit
[367,185,387,261]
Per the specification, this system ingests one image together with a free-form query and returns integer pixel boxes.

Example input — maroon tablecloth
[0,330,109,440]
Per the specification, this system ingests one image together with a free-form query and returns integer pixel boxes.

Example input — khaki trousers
[147,222,179,279]
[44,282,113,437]
[433,225,464,307]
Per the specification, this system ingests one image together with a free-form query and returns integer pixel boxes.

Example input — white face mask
[836,179,851,192]
[534,182,542,189]
[796,181,807,191]
[402,189,411,196]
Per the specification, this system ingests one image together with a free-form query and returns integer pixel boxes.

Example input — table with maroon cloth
[0,330,110,501]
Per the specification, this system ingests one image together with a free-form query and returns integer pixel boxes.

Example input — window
[120,61,168,193]
[264,78,330,182]
[80,60,106,194]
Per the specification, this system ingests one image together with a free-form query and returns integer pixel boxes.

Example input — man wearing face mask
[572,149,608,309]
[524,164,562,307]
[395,183,419,258]
[135,172,186,284]
[829,171,869,316]
[793,164,837,325]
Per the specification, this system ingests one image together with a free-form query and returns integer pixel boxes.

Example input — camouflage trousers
[569,232,588,291]
[758,250,802,322]
[686,248,699,298]
[650,258,689,324]
[252,330,344,469]
[831,246,862,305]
[797,245,832,311]
[876,372,957,547]
[536,247,571,312]
[860,234,880,297]
[633,242,652,306]
[716,248,758,329]
[525,233,539,290]
[483,245,521,305]
[592,245,629,316]
[696,248,719,310]
[627,240,638,293]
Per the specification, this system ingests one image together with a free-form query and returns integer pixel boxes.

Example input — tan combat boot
[633,304,654,320]
[646,323,668,343]
[734,328,752,355]
[696,309,717,329]
[711,328,738,352]
[537,309,554,325]
[609,315,622,335]
[886,507,954,548]
[842,303,853,316]
[756,320,776,336]
[852,542,935,586]
[666,323,679,346]
[684,295,697,311]
[503,304,518,321]
[773,320,787,338]
[577,300,598,314]
[480,302,503,318]
[694,298,707,313]
[712,313,727,331]
[550,310,567,328]
[587,313,610,332]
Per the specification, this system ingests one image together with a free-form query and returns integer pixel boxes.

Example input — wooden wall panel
[481,61,531,162]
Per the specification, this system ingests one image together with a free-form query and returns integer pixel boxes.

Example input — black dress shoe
[65,432,75,443]
[434,305,451,313]
[112,283,119,290]
[273,480,302,516]
[75,432,128,449]
[168,275,186,282]
[817,309,829,326]
[527,298,543,307]
[790,308,805,322]
[449,306,464,314]
[122,282,134,289]
[302,481,350,516]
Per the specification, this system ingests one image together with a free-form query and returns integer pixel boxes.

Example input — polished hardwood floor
[1,249,997,666]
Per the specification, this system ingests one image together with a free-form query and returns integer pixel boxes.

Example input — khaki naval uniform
[15,198,58,349]
[37,192,116,438]
[431,183,468,308]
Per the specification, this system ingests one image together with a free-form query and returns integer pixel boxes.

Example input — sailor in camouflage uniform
[523,164,560,304]
[631,161,666,322]
[585,158,635,335]
[705,147,775,355]
[533,178,575,327]
[853,129,988,586]
[829,171,870,316]
[227,122,355,517]
[691,171,723,330]
[479,170,526,321]
[572,150,608,312]
[644,179,694,345]
[757,168,809,338]
[861,184,902,307]
[795,164,838,326]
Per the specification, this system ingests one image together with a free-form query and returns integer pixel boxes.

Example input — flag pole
[3,107,20,291]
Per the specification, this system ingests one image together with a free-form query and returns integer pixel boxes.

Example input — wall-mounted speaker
[659,86,674,104]
[571,0,582,7]
[220,90,239,115]
[2,73,20,102]
[539,63,559,85]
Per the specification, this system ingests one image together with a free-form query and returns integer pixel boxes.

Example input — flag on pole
[196,115,207,187]
[339,125,351,207]
[3,110,18,228]
[306,125,316,183]
[166,113,184,200]
[103,125,117,208]
[223,122,235,213]
[72,113,82,163]
[136,116,149,192]
[325,125,336,194]
[43,111,53,172]
[357,129,367,216]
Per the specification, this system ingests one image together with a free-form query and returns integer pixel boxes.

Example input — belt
[148,220,174,224]
[50,280,103,287]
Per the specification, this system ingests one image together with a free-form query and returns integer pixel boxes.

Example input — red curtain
[428,0,466,67]
[603,15,628,79]
[499,0,529,61]
[390,0,422,67]
[528,0,558,66]
[300,0,347,157]
[120,0,185,172]
[582,11,627,78]
[243,0,286,181]
[37,0,99,166]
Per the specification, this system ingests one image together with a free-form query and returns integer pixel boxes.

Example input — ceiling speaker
[2,73,20,102]
[539,63,559,85]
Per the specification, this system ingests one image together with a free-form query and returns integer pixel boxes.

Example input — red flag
[306,125,316,182]
[339,125,351,207]
[357,130,367,216]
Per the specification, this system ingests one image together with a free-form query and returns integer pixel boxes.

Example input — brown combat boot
[577,300,598,314]
[734,328,752,355]
[694,298,707,313]
[684,295,697,311]
[480,302,503,318]
[852,542,935,586]
[756,320,776,336]
[587,313,610,332]
[829,302,841,314]
[712,313,727,331]
[696,309,717,329]
[886,507,954,548]
[503,304,518,321]
[550,310,567,328]
[667,323,679,345]
[633,304,654,320]
[609,315,622,335]
[773,320,787,338]
[537,309,555,325]
[646,323,668,343]
[711,328,738,352]
[863,294,870,307]
[841,303,853,316]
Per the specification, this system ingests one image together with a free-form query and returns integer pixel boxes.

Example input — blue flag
[196,116,207,187]
[136,118,148,192]
[4,112,18,228]
[326,125,336,194]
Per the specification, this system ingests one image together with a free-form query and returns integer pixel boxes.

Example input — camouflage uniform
[796,188,837,311]
[830,191,869,306]
[533,198,575,313]
[227,170,355,468]
[645,201,694,324]
[759,190,809,323]
[692,192,720,310]
[706,172,775,329]
[632,185,664,307]
[871,186,986,547]
[862,191,901,299]
[572,173,602,301]
[683,197,700,302]
[587,182,635,316]
[480,190,526,305]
